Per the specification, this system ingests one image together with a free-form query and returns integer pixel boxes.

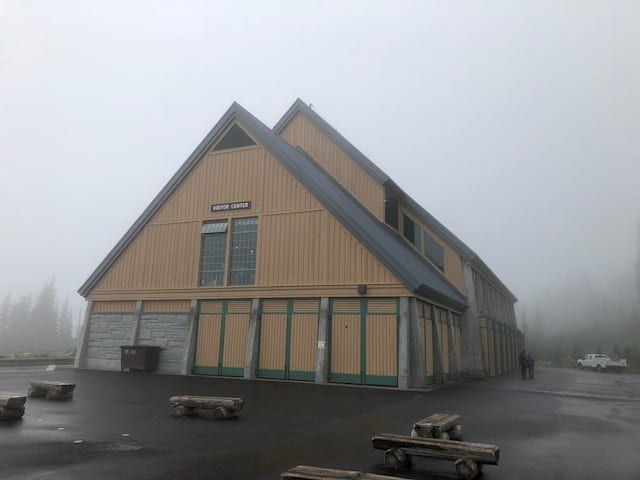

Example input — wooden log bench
[0,394,27,420]
[281,465,406,480]
[28,381,76,401]
[372,433,499,480]
[411,412,463,440]
[169,395,244,420]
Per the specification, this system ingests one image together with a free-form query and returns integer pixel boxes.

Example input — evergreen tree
[0,292,10,335]
[6,295,32,352]
[636,218,640,305]
[57,297,73,350]
[31,279,58,351]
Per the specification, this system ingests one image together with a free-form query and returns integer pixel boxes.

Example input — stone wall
[86,313,134,370]
[137,313,189,374]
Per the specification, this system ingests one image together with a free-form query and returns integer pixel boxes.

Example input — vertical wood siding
[93,301,136,313]
[425,318,434,376]
[143,300,191,313]
[331,314,360,375]
[290,313,318,373]
[222,314,249,369]
[257,211,400,286]
[366,315,397,376]
[399,208,466,294]
[280,114,385,221]
[258,314,287,371]
[195,314,221,367]
[92,139,402,294]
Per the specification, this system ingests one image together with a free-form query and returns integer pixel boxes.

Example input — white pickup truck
[577,354,627,372]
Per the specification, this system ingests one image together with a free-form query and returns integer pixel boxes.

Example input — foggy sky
[1,1,639,324]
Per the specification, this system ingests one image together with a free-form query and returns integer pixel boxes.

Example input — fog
[1,2,639,341]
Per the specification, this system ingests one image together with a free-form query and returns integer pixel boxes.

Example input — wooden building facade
[75,99,523,388]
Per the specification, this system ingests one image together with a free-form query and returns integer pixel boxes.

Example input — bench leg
[173,405,197,417]
[455,457,480,480]
[28,387,46,398]
[384,448,411,470]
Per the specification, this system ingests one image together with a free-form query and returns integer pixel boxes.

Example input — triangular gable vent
[213,123,256,151]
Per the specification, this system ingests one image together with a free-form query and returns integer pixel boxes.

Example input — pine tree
[6,295,32,353]
[57,297,73,350]
[31,279,58,352]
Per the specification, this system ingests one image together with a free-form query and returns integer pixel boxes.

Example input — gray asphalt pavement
[1,366,639,480]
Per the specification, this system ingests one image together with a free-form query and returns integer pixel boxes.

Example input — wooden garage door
[329,298,398,387]
[194,300,250,377]
[257,299,319,381]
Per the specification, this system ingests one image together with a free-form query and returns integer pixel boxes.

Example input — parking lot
[1,366,639,480]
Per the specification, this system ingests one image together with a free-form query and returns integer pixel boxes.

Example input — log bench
[281,465,405,480]
[372,433,499,480]
[169,395,244,420]
[411,412,463,440]
[0,394,26,420]
[28,381,76,401]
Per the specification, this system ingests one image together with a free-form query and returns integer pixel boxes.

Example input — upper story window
[228,217,258,286]
[423,231,445,271]
[199,217,258,287]
[402,214,422,251]
[384,191,399,229]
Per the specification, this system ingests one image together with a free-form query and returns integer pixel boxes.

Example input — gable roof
[274,98,517,303]
[79,102,467,309]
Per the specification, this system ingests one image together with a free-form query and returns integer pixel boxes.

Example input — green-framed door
[194,300,250,377]
[257,299,319,381]
[329,298,398,387]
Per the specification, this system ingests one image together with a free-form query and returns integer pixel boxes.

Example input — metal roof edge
[78,103,244,297]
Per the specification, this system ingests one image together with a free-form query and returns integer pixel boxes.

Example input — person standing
[519,351,528,379]
[527,353,535,379]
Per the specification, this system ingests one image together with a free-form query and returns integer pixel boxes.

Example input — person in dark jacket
[519,351,528,379]
[527,354,535,379]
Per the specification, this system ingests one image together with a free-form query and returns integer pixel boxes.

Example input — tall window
[423,231,445,271]
[384,191,399,229]
[403,214,422,251]
[228,217,258,286]
[200,221,228,286]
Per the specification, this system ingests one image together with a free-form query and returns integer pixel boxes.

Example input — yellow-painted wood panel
[200,300,223,314]
[487,327,496,376]
[227,300,251,314]
[293,299,319,312]
[290,314,318,372]
[143,300,190,313]
[455,325,462,367]
[222,314,249,369]
[195,314,221,367]
[366,315,397,376]
[367,299,397,314]
[259,314,286,370]
[262,299,288,313]
[280,113,384,221]
[441,321,450,375]
[331,315,360,375]
[257,211,402,287]
[93,222,201,292]
[93,301,136,313]
[399,208,466,294]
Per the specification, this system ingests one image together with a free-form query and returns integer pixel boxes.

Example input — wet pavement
[1,366,639,479]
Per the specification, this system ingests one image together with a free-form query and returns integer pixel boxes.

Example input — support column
[398,297,410,390]
[243,298,261,379]
[447,311,460,381]
[460,263,487,378]
[129,300,143,345]
[315,297,330,384]
[431,305,445,384]
[408,298,426,389]
[74,301,93,369]
[181,299,199,375]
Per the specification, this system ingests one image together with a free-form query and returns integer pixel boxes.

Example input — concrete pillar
[243,298,261,379]
[408,298,426,389]
[315,297,330,384]
[398,297,410,389]
[74,301,93,369]
[460,263,487,378]
[129,300,143,345]
[181,299,199,375]
[431,305,445,384]
[446,311,460,381]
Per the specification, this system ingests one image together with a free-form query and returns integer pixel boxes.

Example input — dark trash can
[120,345,161,372]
